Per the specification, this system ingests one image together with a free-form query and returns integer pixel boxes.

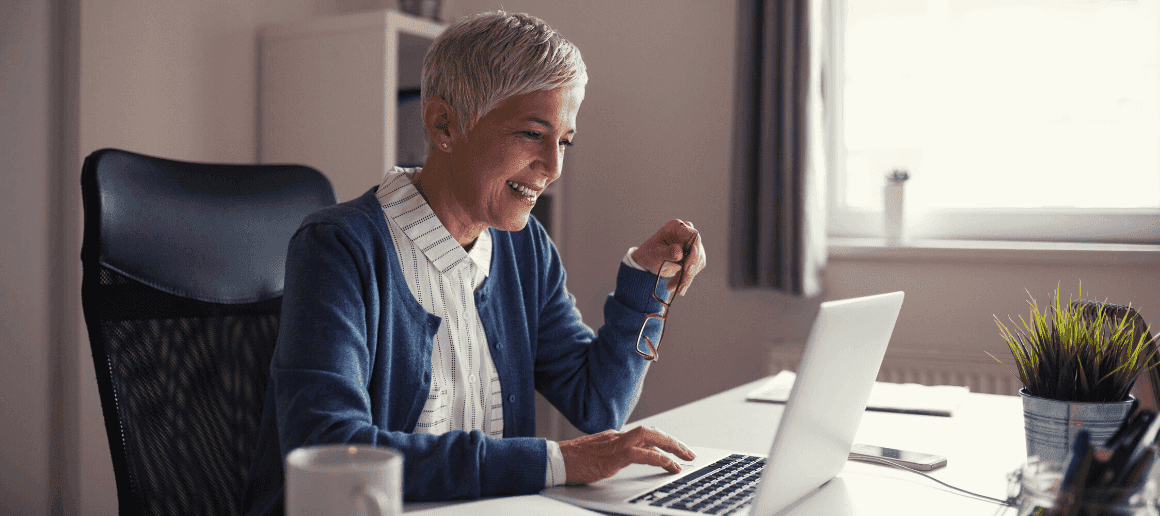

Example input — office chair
[80,148,337,516]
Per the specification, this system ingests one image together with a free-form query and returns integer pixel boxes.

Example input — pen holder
[1010,457,1160,516]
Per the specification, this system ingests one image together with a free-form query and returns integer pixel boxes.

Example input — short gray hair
[421,11,588,136]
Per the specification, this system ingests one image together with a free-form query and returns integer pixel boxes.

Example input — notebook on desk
[746,370,970,417]
[541,291,905,516]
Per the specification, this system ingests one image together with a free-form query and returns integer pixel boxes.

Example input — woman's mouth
[507,180,539,201]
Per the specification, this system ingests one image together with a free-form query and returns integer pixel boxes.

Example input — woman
[242,11,706,514]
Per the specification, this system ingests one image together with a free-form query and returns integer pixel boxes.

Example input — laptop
[541,291,905,515]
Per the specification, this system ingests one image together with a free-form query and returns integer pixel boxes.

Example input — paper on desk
[746,370,970,417]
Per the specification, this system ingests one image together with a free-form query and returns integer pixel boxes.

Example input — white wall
[5,0,1158,514]
[1,0,82,513]
[827,251,1160,359]
[441,0,823,436]
[2,3,55,514]
[444,0,823,433]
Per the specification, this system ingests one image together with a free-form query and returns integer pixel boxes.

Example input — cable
[846,455,1017,507]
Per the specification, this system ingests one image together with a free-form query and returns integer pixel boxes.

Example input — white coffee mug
[285,444,403,516]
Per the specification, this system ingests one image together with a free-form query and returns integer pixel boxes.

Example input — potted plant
[990,284,1158,464]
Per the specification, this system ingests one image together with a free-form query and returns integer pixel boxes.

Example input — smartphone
[849,444,947,471]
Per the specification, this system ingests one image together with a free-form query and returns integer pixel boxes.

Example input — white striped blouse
[376,167,567,487]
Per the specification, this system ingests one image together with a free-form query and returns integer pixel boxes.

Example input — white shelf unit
[259,10,445,203]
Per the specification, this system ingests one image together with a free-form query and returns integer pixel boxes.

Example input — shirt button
[508,395,516,403]
[469,374,478,383]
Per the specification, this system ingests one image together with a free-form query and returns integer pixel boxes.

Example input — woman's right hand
[630,219,706,296]
[557,426,696,484]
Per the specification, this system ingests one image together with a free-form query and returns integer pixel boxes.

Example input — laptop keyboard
[628,454,765,514]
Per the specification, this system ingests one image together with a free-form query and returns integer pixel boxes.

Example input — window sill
[828,237,1160,265]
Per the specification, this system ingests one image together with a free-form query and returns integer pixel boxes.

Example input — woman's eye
[518,131,572,147]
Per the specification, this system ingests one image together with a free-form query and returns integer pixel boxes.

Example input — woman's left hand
[630,219,706,296]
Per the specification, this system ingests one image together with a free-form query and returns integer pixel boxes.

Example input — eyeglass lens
[653,272,678,304]
[636,316,665,357]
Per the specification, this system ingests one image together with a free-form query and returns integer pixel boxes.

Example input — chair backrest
[80,148,337,516]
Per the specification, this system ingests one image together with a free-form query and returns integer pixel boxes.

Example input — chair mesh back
[81,148,336,515]
[92,266,280,516]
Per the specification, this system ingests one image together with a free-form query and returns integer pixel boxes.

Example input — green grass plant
[989,284,1158,403]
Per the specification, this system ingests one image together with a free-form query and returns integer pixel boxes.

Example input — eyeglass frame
[634,229,699,362]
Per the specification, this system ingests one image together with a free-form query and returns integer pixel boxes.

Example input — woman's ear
[423,97,459,153]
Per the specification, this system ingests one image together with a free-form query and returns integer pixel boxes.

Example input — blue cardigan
[242,187,663,515]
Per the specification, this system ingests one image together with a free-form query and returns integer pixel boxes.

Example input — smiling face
[447,85,584,233]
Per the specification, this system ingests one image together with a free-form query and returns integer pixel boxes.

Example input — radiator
[767,346,1023,396]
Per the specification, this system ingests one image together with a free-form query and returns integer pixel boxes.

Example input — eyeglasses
[635,230,699,362]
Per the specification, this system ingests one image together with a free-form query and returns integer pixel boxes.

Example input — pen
[1105,448,1155,508]
[1105,408,1148,453]
[1059,437,1095,516]
[1062,430,1092,488]
[1110,411,1160,489]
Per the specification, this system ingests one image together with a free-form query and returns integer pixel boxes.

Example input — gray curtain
[732,0,828,297]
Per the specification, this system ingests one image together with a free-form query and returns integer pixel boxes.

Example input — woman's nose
[539,142,564,181]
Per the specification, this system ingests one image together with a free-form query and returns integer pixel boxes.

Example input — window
[830,0,1160,244]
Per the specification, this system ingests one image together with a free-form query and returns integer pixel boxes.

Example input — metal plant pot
[1021,389,1135,465]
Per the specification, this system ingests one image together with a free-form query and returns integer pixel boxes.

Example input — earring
[441,142,449,149]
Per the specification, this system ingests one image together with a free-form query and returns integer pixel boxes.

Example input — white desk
[631,376,1024,515]
[409,376,1026,515]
